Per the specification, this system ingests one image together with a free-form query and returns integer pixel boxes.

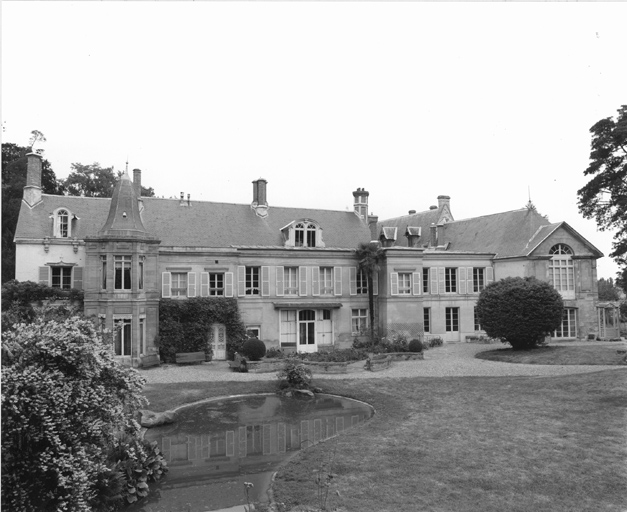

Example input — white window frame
[351,308,368,335]
[171,272,188,297]
[53,208,71,238]
[320,267,334,295]
[114,255,132,291]
[445,268,457,293]
[51,266,72,289]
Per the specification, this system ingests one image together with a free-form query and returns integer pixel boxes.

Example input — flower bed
[385,352,424,361]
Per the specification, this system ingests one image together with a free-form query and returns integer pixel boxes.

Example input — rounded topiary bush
[476,276,563,350]
[408,339,423,352]
[241,337,267,361]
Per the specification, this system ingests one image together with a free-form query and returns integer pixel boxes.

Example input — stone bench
[140,353,161,368]
[175,351,206,364]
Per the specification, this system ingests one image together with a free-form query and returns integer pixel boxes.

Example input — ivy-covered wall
[157,298,248,362]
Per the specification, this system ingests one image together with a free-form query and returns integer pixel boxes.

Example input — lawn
[142,370,627,512]
[476,344,627,365]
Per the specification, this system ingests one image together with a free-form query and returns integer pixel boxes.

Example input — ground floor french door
[444,307,460,343]
[280,309,333,353]
[209,323,227,360]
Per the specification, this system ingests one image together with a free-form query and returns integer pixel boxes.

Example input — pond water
[127,394,374,512]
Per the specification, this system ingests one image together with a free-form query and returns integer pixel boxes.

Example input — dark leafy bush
[1,316,166,511]
[408,339,423,352]
[425,336,444,347]
[265,347,285,359]
[242,337,267,361]
[476,276,564,350]
[277,360,314,390]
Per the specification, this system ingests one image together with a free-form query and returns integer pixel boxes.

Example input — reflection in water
[130,394,373,512]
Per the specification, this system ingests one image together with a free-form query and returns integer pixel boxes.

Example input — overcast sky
[2,2,626,279]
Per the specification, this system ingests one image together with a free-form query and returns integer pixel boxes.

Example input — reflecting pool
[127,394,374,512]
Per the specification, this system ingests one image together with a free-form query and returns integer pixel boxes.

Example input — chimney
[179,192,187,207]
[368,213,379,240]
[133,168,142,197]
[437,195,450,210]
[251,178,269,218]
[23,152,43,207]
[187,193,191,206]
[408,210,416,215]
[353,187,369,220]
[429,205,437,210]
[430,223,438,247]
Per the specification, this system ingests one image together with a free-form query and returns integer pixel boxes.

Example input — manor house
[15,152,603,365]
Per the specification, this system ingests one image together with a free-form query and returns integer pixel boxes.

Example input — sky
[2,1,626,279]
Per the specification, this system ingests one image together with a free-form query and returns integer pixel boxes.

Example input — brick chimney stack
[23,152,43,207]
[430,223,438,247]
[133,169,142,197]
[353,188,369,220]
[437,195,450,210]
[251,178,269,218]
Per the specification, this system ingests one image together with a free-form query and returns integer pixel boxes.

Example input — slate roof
[377,207,446,247]
[15,194,372,249]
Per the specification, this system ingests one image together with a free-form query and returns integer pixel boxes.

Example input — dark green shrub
[426,336,444,347]
[242,337,267,361]
[476,276,564,350]
[265,347,285,359]
[408,339,423,352]
[293,348,370,362]
[277,360,313,390]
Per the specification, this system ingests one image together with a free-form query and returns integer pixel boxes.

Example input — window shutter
[486,266,494,285]
[349,267,357,296]
[430,267,438,295]
[162,272,172,298]
[237,266,246,297]
[467,267,473,293]
[438,267,445,294]
[390,272,399,295]
[200,272,209,297]
[188,272,197,297]
[458,267,466,294]
[334,267,342,296]
[276,266,284,296]
[73,267,83,290]
[299,266,307,296]
[262,266,270,296]
[225,272,234,297]
[39,266,49,285]
[412,272,421,295]
[373,271,379,295]
[312,267,320,296]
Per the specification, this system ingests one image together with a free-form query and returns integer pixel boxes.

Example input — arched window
[294,221,318,247]
[548,244,574,296]
[55,209,70,238]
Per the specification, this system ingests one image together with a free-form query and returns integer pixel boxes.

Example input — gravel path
[141,341,626,384]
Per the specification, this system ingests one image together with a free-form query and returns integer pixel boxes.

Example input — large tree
[577,105,627,287]
[356,241,385,341]
[2,141,61,283]
[63,163,155,197]
[597,277,621,302]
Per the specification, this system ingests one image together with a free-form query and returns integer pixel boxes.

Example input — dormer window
[55,209,70,238]
[283,220,324,248]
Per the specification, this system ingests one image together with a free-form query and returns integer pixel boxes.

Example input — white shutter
[39,266,49,285]
[390,272,399,296]
[276,266,285,297]
[162,272,172,298]
[373,271,379,296]
[334,267,342,296]
[430,267,438,295]
[200,272,209,297]
[299,266,307,296]
[261,266,270,296]
[467,267,474,294]
[237,266,246,297]
[72,267,83,290]
[412,272,421,295]
[486,266,494,285]
[187,272,197,297]
[438,267,445,294]
[312,267,320,296]
[349,267,357,296]
[458,267,466,295]
[225,272,234,297]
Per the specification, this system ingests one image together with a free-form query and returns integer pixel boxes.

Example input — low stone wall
[245,358,353,374]
[366,354,393,372]
[385,352,424,361]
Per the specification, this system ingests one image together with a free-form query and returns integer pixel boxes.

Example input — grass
[142,370,627,512]
[476,344,627,365]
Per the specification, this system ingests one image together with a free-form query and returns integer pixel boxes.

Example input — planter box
[385,352,424,361]
[366,355,392,372]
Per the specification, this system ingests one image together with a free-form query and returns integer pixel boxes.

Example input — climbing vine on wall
[157,298,248,362]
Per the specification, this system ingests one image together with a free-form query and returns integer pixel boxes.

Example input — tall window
[285,267,299,296]
[320,267,334,295]
[357,269,368,295]
[246,266,260,295]
[210,272,224,296]
[422,268,429,294]
[446,307,459,332]
[549,244,574,294]
[56,209,69,238]
[423,307,431,333]
[101,256,107,289]
[171,272,188,297]
[51,267,72,289]
[114,256,132,290]
[294,222,317,247]
[114,318,132,356]
[138,258,144,290]
[554,308,577,338]
[445,268,457,293]
[352,308,368,334]
[299,310,316,346]
[398,272,412,295]
[474,307,481,331]
[473,268,485,293]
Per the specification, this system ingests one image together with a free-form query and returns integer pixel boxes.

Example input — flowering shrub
[1,316,166,511]
[277,361,314,390]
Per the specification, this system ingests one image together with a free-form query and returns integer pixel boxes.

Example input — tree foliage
[1,316,167,511]
[356,241,385,341]
[597,277,621,302]
[577,105,627,284]
[63,163,155,198]
[476,277,564,350]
